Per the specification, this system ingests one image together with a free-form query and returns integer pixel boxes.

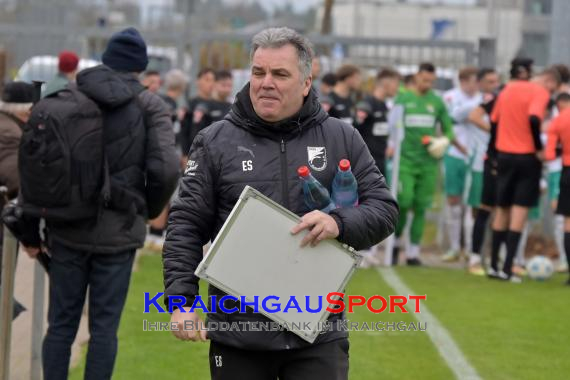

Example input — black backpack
[18,87,110,221]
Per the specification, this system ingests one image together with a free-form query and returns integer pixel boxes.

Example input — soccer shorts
[548,170,561,202]
[556,167,570,216]
[467,171,483,207]
[444,154,468,197]
[496,153,541,208]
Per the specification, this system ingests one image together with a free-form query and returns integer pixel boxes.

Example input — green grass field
[70,253,570,380]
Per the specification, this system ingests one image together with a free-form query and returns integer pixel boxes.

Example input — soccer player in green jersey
[392,62,466,265]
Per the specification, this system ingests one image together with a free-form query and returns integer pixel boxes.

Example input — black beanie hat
[102,27,148,73]
[1,82,35,103]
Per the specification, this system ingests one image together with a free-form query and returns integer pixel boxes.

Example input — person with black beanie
[19,27,179,380]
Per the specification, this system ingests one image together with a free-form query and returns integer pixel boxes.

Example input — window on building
[525,0,552,15]
[520,32,549,67]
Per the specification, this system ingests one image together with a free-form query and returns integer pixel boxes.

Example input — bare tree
[321,0,334,35]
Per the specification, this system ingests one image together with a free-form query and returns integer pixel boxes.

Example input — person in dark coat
[163,27,398,380]
[20,27,179,380]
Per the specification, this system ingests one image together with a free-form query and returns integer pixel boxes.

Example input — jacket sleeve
[141,91,180,219]
[450,102,476,124]
[163,132,217,309]
[545,118,560,161]
[329,127,399,251]
[0,128,20,198]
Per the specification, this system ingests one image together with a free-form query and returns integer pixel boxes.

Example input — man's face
[382,77,400,98]
[346,72,362,91]
[311,57,321,79]
[557,100,570,111]
[479,72,500,94]
[544,76,559,94]
[250,44,311,123]
[415,71,436,94]
[15,108,32,123]
[215,78,233,101]
[320,82,332,96]
[198,72,215,98]
[460,75,478,96]
[142,74,161,93]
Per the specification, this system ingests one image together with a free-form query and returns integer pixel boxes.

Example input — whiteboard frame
[195,185,361,343]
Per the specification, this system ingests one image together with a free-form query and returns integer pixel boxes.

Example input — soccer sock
[446,204,462,252]
[469,253,481,266]
[491,230,507,271]
[392,237,402,265]
[555,216,565,263]
[515,224,528,267]
[564,233,570,275]
[149,227,164,237]
[394,237,402,248]
[503,230,522,276]
[471,209,490,254]
[463,206,473,255]
[407,244,420,259]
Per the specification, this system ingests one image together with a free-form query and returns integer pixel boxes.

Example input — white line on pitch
[376,267,482,380]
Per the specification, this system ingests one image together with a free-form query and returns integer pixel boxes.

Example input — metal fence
[0,15,495,88]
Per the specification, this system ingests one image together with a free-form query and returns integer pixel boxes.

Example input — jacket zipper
[280,138,290,209]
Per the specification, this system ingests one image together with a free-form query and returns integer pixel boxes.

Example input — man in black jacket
[189,70,234,143]
[21,28,179,380]
[180,67,215,167]
[163,27,398,380]
[355,67,400,175]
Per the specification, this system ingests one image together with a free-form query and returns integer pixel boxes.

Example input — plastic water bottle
[298,166,336,213]
[332,159,358,208]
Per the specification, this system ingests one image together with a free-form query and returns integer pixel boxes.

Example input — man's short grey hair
[250,27,314,81]
[164,69,189,92]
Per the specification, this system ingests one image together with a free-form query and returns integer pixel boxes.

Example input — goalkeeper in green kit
[391,63,466,265]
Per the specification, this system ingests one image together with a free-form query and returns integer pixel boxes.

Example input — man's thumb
[200,328,208,341]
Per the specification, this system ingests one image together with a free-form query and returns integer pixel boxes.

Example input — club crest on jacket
[307,146,327,171]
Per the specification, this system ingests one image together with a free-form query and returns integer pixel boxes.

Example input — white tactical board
[195,186,361,343]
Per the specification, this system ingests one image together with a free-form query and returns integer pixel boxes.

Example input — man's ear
[303,76,312,97]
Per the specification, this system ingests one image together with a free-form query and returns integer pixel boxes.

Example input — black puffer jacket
[47,65,179,253]
[163,84,398,350]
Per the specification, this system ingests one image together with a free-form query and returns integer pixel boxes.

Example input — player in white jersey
[549,64,570,273]
[441,67,482,262]
[463,69,501,274]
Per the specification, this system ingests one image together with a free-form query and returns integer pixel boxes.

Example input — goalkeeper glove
[422,136,450,159]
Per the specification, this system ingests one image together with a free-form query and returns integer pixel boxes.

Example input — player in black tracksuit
[327,64,362,126]
[180,68,215,163]
[355,68,400,175]
[188,70,234,149]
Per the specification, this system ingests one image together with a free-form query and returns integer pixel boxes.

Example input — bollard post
[0,226,18,380]
[30,259,45,380]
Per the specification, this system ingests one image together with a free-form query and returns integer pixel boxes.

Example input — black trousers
[209,339,349,380]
